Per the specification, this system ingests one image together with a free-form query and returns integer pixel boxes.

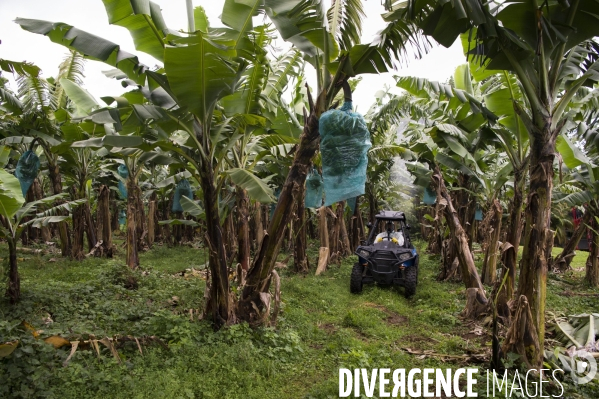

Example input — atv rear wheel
[404,266,417,298]
[350,263,364,294]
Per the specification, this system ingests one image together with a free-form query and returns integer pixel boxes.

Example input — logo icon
[570,349,597,385]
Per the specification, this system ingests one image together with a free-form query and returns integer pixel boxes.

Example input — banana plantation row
[1,0,598,374]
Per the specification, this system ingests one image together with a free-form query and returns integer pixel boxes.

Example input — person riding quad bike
[352,211,419,297]
[374,221,404,246]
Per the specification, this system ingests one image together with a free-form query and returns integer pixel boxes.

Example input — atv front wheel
[404,266,417,298]
[350,263,364,294]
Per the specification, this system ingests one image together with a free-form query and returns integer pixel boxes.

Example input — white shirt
[375,231,404,246]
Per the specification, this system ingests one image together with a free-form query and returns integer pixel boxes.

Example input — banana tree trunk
[585,216,599,287]
[254,202,264,249]
[339,202,351,257]
[428,196,444,255]
[328,205,340,263]
[294,183,308,273]
[481,199,503,285]
[71,201,85,260]
[553,207,592,272]
[48,162,71,257]
[432,167,487,316]
[126,177,139,269]
[493,167,526,320]
[237,188,250,271]
[6,238,20,304]
[513,133,555,368]
[84,201,97,252]
[147,198,156,248]
[173,211,183,245]
[33,178,51,242]
[134,184,146,250]
[238,87,325,324]
[317,206,330,271]
[97,185,113,256]
[456,173,475,248]
[23,185,35,244]
[349,197,361,249]
[110,192,120,233]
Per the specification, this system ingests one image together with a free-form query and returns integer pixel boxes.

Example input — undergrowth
[0,240,597,398]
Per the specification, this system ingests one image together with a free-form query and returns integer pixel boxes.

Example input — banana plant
[384,0,599,367]
[16,0,431,328]
[0,168,84,303]
[0,52,89,258]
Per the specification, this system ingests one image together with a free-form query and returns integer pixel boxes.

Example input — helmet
[386,221,394,232]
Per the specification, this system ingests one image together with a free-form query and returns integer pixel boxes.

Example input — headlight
[358,249,371,258]
[399,252,411,261]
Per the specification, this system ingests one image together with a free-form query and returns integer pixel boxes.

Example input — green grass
[1,239,597,398]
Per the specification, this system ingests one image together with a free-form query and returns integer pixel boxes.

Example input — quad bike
[351,210,419,297]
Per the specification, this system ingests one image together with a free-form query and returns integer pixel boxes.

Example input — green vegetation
[1,240,597,398]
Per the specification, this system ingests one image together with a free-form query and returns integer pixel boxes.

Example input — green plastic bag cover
[319,101,371,206]
[305,169,324,208]
[118,209,126,226]
[172,179,193,213]
[423,187,436,205]
[15,150,40,196]
[117,164,128,200]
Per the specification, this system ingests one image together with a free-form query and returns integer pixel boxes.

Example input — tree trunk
[189,120,232,329]
[126,177,139,269]
[71,202,85,260]
[163,194,173,246]
[585,216,599,287]
[173,211,183,245]
[48,162,71,257]
[6,239,20,304]
[23,184,35,244]
[97,185,113,257]
[432,167,487,316]
[294,183,308,273]
[512,132,555,368]
[481,200,503,285]
[110,192,120,233]
[318,206,330,268]
[456,173,475,248]
[339,202,351,257]
[236,188,251,271]
[552,207,592,272]
[328,205,340,264]
[238,86,324,324]
[134,183,146,251]
[254,202,264,249]
[495,167,526,319]
[32,178,51,242]
[350,197,361,249]
[147,197,156,248]
[84,201,97,252]
[428,194,444,255]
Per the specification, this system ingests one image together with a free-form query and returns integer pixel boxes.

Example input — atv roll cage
[351,210,419,297]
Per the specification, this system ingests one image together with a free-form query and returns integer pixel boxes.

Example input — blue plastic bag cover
[319,101,371,206]
[270,187,281,219]
[172,179,193,213]
[305,169,324,208]
[15,150,40,196]
[117,164,129,200]
[347,197,357,214]
[118,209,126,226]
[475,205,483,221]
[423,187,436,205]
